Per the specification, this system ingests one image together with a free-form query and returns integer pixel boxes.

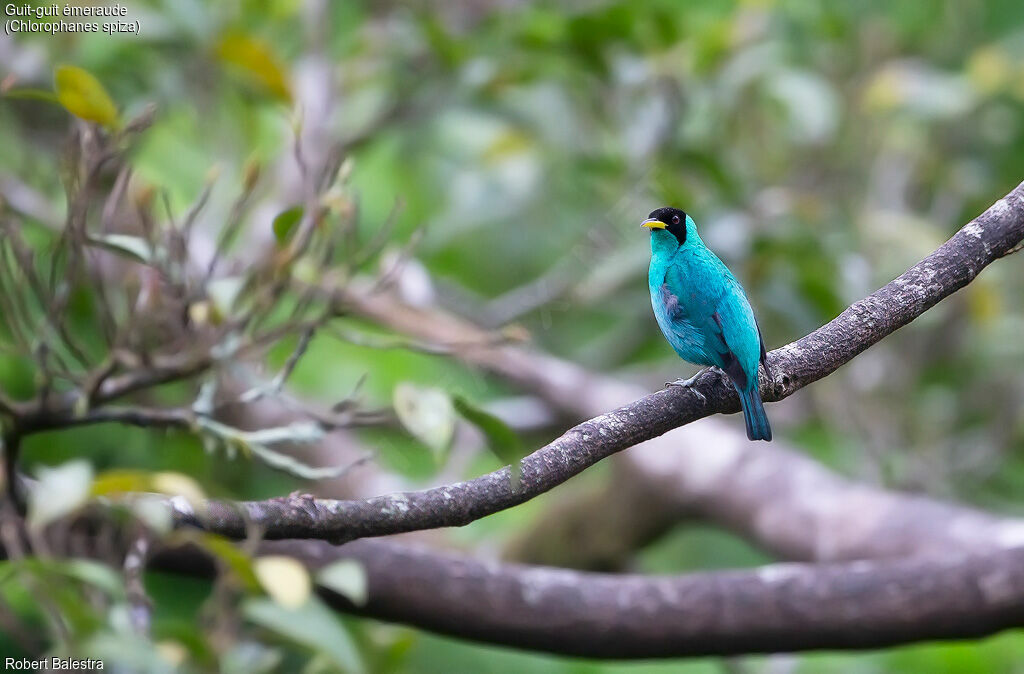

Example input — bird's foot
[665,370,709,403]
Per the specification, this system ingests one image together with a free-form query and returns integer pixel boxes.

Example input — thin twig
[123,534,152,636]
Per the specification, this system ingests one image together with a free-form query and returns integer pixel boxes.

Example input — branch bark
[618,426,1024,562]
[174,181,1024,542]
[145,536,1024,659]
[314,540,1024,658]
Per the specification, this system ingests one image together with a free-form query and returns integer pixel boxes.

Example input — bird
[642,207,772,441]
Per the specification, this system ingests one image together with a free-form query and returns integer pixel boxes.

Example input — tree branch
[613,424,1024,562]
[145,536,1024,659]
[174,181,1024,541]
[17,512,1024,659]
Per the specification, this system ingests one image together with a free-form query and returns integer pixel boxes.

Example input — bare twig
[123,534,152,636]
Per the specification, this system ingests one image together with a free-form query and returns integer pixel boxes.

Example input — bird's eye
[671,214,681,225]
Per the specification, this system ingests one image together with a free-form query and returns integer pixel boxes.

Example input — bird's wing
[709,309,750,390]
[662,253,764,390]
[713,276,764,388]
[755,316,769,373]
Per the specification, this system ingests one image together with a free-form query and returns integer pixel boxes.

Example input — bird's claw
[665,372,706,403]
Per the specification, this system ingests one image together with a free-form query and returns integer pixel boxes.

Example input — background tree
[1,0,1024,672]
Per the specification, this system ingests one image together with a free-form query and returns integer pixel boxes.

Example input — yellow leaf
[53,65,119,128]
[861,69,903,112]
[91,469,152,496]
[216,33,292,103]
[91,469,205,503]
[967,46,1011,95]
[188,300,213,327]
[482,130,532,163]
[152,472,207,505]
[968,280,1001,324]
[155,641,187,666]
[255,556,312,609]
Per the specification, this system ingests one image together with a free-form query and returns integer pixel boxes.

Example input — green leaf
[207,276,246,317]
[393,383,455,457]
[53,64,119,128]
[453,395,526,490]
[27,460,94,530]
[2,88,59,103]
[195,417,354,480]
[57,559,125,597]
[247,442,357,481]
[221,642,283,674]
[87,233,153,264]
[190,532,260,591]
[316,559,367,607]
[272,206,303,246]
[16,558,123,598]
[78,633,178,673]
[131,496,173,534]
[243,596,365,673]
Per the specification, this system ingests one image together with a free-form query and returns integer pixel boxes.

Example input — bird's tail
[737,385,772,442]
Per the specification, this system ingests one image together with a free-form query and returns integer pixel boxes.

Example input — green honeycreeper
[643,207,772,441]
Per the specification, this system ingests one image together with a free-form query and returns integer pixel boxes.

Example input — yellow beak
[641,218,666,230]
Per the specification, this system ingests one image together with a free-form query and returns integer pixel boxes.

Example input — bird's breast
[652,283,710,365]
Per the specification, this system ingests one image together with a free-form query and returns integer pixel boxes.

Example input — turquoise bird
[642,207,772,441]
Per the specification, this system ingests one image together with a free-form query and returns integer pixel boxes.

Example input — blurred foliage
[2,0,1024,671]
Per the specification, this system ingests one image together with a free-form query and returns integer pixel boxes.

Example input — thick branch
[18,515,1024,659]
[147,537,1024,659]
[618,424,1024,561]
[176,182,1024,541]
[16,509,1022,659]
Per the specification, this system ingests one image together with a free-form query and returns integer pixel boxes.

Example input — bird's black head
[641,207,688,244]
